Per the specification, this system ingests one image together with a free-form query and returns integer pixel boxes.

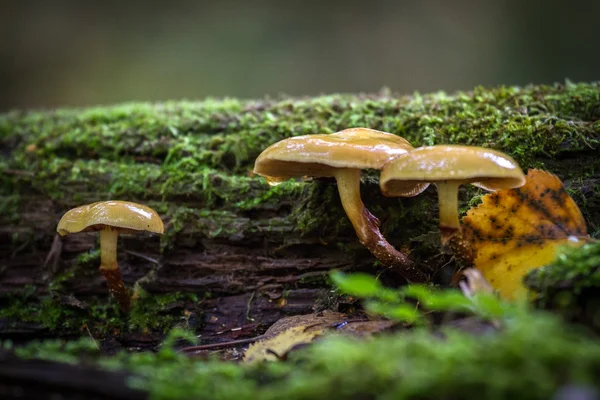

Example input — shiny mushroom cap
[253,128,417,184]
[57,200,164,236]
[380,145,526,196]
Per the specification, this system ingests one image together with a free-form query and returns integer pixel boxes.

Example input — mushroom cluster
[254,128,428,282]
[54,128,524,311]
[254,129,525,281]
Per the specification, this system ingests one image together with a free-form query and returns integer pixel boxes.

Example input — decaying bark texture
[0,83,599,341]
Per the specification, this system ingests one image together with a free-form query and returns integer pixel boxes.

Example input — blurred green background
[1,1,598,111]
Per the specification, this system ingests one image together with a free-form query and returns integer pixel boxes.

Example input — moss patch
[0,287,199,335]
[1,83,600,342]
[1,84,600,399]
[525,241,600,331]
[1,82,599,244]
[526,241,600,296]
[3,83,599,173]
[6,298,600,400]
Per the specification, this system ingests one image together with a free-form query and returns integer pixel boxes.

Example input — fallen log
[0,83,599,342]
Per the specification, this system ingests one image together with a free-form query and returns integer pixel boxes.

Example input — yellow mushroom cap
[57,200,164,236]
[380,145,526,196]
[254,128,426,191]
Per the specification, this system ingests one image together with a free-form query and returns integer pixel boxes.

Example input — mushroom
[380,145,525,244]
[253,128,429,281]
[57,200,164,312]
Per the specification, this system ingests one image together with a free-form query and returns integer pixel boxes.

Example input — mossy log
[1,82,599,341]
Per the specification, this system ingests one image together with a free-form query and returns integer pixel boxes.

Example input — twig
[10,236,31,259]
[129,250,164,299]
[245,291,256,322]
[124,250,160,264]
[180,336,266,354]
[43,234,63,274]
[215,323,258,336]
[4,169,34,177]
[84,324,100,350]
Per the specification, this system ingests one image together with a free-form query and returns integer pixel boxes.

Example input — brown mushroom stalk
[99,228,131,311]
[334,168,414,268]
[253,128,429,281]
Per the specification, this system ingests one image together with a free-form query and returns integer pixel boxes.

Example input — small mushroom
[57,200,164,312]
[380,145,525,244]
[253,128,429,281]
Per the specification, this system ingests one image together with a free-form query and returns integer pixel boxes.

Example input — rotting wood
[1,83,599,344]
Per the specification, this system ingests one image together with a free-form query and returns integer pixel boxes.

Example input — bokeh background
[1,1,599,111]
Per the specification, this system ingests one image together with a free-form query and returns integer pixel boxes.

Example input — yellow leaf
[475,238,588,300]
[461,169,591,300]
[243,311,346,363]
[243,325,326,363]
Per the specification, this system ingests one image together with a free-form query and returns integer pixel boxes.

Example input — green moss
[47,267,78,292]
[0,288,97,332]
[4,278,599,399]
[3,83,599,185]
[525,242,600,296]
[2,83,599,255]
[236,179,304,210]
[10,337,100,365]
[74,249,101,265]
[128,289,199,332]
[290,181,348,236]
[0,193,20,223]
[2,83,600,333]
[160,206,258,249]
[526,242,600,295]
[564,178,600,239]
[7,297,600,400]
[524,241,600,331]
[0,288,199,334]
[2,83,600,399]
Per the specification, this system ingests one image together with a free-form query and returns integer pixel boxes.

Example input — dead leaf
[461,169,592,300]
[242,311,346,363]
[243,314,395,362]
[243,325,326,363]
[458,269,494,299]
[262,311,346,338]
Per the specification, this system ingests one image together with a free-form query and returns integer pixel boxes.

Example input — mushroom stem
[436,181,462,245]
[333,168,425,282]
[99,228,130,312]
